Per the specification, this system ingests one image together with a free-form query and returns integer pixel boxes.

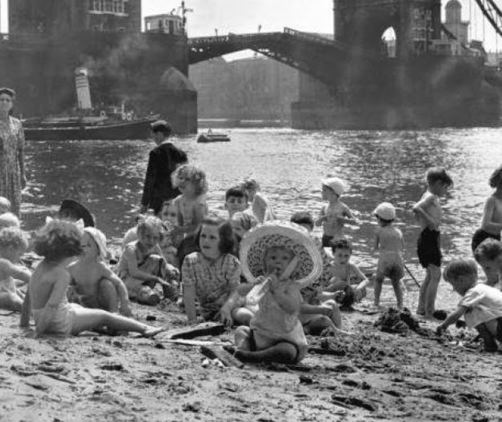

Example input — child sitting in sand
[437,259,502,352]
[471,164,502,253]
[473,239,502,289]
[315,177,357,247]
[226,222,322,364]
[182,216,241,324]
[20,219,163,337]
[321,238,369,310]
[117,216,179,306]
[373,202,405,310]
[0,227,31,312]
[68,227,131,316]
[240,179,275,223]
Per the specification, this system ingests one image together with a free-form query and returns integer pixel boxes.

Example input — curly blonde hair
[172,164,208,196]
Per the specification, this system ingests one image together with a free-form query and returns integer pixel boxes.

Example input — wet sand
[1,297,501,422]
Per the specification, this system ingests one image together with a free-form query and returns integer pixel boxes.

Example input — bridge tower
[333,0,441,58]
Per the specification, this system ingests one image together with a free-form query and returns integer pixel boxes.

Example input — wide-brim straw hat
[240,221,323,286]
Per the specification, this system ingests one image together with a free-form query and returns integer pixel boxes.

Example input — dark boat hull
[24,119,154,141]
[197,133,231,143]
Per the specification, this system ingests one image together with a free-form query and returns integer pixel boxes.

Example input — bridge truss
[474,0,502,37]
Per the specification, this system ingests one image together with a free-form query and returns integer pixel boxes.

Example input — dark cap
[150,120,172,136]
[0,87,16,99]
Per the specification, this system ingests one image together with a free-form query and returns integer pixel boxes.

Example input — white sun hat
[374,202,396,221]
[321,177,346,196]
[240,221,323,286]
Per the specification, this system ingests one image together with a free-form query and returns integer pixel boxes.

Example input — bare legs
[417,264,440,317]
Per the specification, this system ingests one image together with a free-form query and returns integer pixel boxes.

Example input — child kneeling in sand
[68,227,131,316]
[20,220,163,337]
[226,222,323,364]
[0,227,31,312]
[437,259,502,352]
[117,216,179,306]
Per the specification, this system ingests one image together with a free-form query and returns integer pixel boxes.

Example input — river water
[22,127,502,311]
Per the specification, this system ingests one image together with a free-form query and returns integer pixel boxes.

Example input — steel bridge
[188,28,380,88]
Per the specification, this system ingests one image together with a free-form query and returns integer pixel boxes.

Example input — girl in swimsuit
[20,219,163,338]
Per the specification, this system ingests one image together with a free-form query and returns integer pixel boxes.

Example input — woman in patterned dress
[0,88,26,216]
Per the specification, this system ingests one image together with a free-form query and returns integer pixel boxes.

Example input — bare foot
[142,326,165,338]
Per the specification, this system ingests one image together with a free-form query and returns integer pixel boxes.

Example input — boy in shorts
[413,167,453,318]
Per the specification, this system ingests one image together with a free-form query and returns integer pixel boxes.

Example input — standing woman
[0,88,26,217]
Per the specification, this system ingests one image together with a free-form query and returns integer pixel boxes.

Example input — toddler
[373,202,405,310]
[472,164,502,252]
[226,222,323,364]
[68,227,131,316]
[437,259,502,352]
[321,238,369,309]
[117,216,179,306]
[20,219,163,337]
[0,227,31,312]
[240,179,275,223]
[225,186,250,219]
[413,167,453,318]
[315,177,357,247]
[473,238,502,289]
[182,216,241,324]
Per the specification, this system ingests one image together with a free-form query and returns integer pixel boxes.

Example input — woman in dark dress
[0,88,26,216]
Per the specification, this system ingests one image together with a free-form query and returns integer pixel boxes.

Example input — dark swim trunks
[471,228,501,253]
[417,228,441,268]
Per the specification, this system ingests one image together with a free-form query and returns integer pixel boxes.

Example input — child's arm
[480,197,502,233]
[20,287,31,328]
[218,257,243,325]
[352,263,370,301]
[269,278,302,314]
[122,246,164,285]
[0,259,31,284]
[36,272,71,335]
[181,257,198,324]
[101,264,132,316]
[373,229,380,252]
[412,195,437,229]
[315,206,327,227]
[337,204,358,226]
[436,306,467,334]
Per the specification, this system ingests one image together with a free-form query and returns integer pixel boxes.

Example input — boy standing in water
[413,167,453,318]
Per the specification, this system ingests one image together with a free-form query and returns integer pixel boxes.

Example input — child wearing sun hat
[225,221,323,364]
[315,177,357,247]
[373,202,405,310]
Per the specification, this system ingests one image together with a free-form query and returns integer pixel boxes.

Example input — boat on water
[197,130,231,143]
[23,117,157,141]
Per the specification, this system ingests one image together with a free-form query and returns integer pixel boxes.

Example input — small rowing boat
[197,130,231,143]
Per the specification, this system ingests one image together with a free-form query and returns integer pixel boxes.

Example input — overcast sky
[1,0,501,51]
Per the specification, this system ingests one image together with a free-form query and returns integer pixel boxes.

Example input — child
[473,238,502,289]
[0,196,11,214]
[321,238,369,309]
[0,227,31,312]
[240,178,275,223]
[68,227,132,316]
[471,164,502,252]
[20,219,163,337]
[182,216,241,324]
[437,259,502,352]
[225,186,250,219]
[226,222,322,364]
[315,177,357,247]
[373,202,405,310]
[413,167,453,318]
[230,211,258,257]
[0,212,21,229]
[117,216,179,306]
[171,164,208,239]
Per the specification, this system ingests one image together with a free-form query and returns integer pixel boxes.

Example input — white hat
[240,221,323,286]
[322,177,346,196]
[84,227,109,260]
[374,202,396,221]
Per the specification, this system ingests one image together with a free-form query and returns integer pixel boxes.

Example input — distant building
[145,13,184,35]
[190,56,298,122]
[443,0,469,44]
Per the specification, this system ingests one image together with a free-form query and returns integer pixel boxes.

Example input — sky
[1,0,502,51]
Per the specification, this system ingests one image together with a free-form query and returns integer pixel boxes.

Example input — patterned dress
[0,117,25,216]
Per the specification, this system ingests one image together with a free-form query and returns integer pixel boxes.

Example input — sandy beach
[1,296,501,422]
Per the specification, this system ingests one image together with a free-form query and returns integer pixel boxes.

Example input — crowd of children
[4,160,502,363]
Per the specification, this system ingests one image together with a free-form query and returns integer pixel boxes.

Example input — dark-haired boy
[474,238,502,290]
[413,167,453,318]
[225,186,250,218]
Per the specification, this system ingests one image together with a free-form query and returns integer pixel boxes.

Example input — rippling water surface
[22,127,502,310]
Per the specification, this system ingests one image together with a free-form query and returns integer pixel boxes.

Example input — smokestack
[75,67,92,110]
